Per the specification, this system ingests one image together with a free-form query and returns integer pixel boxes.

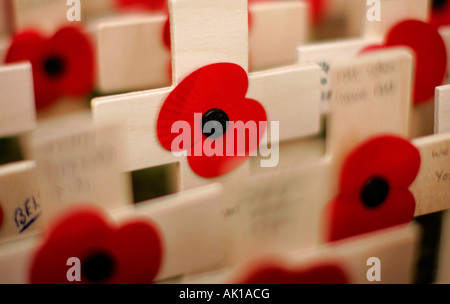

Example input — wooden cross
[95,0,308,93]
[298,37,382,113]
[0,62,39,243]
[92,0,321,191]
[182,223,421,284]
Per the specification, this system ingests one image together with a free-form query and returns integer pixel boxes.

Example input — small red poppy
[5,26,95,111]
[157,63,267,178]
[429,0,450,28]
[325,135,421,242]
[362,19,447,104]
[29,207,163,284]
[234,260,350,284]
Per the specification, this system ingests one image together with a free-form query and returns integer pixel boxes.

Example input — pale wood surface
[96,14,171,93]
[184,224,420,284]
[327,48,413,165]
[0,63,36,137]
[363,0,429,39]
[435,85,450,135]
[222,158,333,265]
[437,209,450,283]
[298,38,382,113]
[170,0,249,85]
[10,0,71,34]
[0,160,42,244]
[25,112,132,224]
[249,1,307,72]
[247,64,321,144]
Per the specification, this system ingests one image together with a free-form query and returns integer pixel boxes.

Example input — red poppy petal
[326,190,415,242]
[163,17,171,50]
[4,30,60,110]
[157,63,250,151]
[385,19,447,103]
[237,261,350,284]
[187,99,267,178]
[429,1,450,28]
[107,220,163,284]
[30,207,112,284]
[340,135,421,195]
[50,26,95,96]
[4,30,44,63]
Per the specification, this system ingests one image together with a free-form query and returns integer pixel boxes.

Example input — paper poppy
[114,0,167,11]
[361,19,447,104]
[157,63,267,178]
[325,135,421,242]
[5,26,95,110]
[29,207,163,284]
[234,260,350,284]
[429,0,450,28]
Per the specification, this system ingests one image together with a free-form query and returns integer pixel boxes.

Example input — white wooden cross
[0,62,39,243]
[92,0,321,191]
[94,0,308,94]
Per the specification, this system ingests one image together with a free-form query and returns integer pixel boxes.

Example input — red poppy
[4,26,95,111]
[325,135,421,242]
[361,19,447,104]
[157,63,267,178]
[429,0,450,28]
[234,260,350,284]
[114,0,167,11]
[29,207,163,284]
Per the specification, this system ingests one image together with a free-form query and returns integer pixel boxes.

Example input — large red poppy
[157,63,267,178]
[234,260,350,284]
[429,0,450,28]
[325,135,421,242]
[362,19,447,104]
[29,207,163,284]
[4,26,95,111]
[114,0,167,11]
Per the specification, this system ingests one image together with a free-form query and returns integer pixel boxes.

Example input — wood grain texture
[0,63,36,137]
[96,14,171,93]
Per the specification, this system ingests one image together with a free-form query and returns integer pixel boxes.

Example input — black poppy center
[201,108,229,138]
[82,251,116,283]
[43,55,66,78]
[360,177,390,209]
[433,0,448,10]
